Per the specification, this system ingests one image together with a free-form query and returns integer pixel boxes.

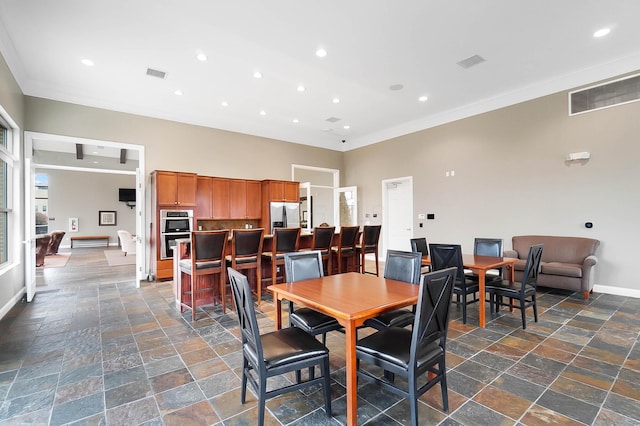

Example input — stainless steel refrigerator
[270,202,300,233]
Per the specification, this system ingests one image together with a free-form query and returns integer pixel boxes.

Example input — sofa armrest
[583,254,598,268]
[503,249,518,258]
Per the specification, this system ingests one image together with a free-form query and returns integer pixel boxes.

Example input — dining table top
[421,253,517,269]
[268,272,420,325]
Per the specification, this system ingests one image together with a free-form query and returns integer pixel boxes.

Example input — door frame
[24,132,146,286]
[381,176,413,258]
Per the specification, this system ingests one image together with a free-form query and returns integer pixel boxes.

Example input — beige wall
[40,169,137,247]
[0,52,25,317]
[344,87,640,291]
[24,96,343,181]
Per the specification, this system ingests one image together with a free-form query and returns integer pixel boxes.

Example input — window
[0,122,12,264]
[35,173,49,235]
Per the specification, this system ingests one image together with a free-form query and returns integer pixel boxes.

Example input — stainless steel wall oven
[159,209,193,260]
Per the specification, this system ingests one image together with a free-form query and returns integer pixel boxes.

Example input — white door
[382,177,413,255]
[24,146,36,301]
[299,182,311,233]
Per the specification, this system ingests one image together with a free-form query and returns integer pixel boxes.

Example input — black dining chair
[429,243,479,324]
[356,267,457,425]
[285,251,343,346]
[465,237,504,284]
[177,230,229,320]
[227,267,332,426]
[410,237,430,273]
[486,244,543,329]
[362,250,422,330]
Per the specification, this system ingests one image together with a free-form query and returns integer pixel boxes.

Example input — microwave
[160,209,193,234]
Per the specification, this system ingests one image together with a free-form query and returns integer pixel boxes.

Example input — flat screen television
[119,188,136,202]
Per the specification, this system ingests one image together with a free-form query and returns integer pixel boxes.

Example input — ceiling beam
[120,148,127,164]
[75,144,83,160]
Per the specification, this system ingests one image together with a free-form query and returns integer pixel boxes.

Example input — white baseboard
[593,284,640,299]
[0,287,25,320]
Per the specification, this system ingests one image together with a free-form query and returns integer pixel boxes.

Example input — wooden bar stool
[178,230,229,320]
[262,227,301,286]
[356,225,382,276]
[302,226,335,276]
[225,228,264,304]
[331,226,359,274]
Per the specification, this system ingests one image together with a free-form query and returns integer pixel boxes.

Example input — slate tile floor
[0,247,639,425]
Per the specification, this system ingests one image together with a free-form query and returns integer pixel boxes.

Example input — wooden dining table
[268,272,420,426]
[421,254,517,328]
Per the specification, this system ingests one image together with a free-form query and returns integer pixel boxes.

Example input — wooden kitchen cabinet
[211,178,230,219]
[195,176,212,218]
[263,180,299,203]
[230,179,262,219]
[154,171,197,206]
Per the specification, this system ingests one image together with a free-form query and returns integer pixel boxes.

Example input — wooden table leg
[344,321,358,425]
[274,296,282,330]
[478,270,486,328]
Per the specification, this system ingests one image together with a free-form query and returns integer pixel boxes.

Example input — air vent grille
[457,54,485,69]
[570,73,640,115]
[325,117,341,123]
[146,68,167,79]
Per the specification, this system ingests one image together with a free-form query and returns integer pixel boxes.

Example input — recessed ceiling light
[332,97,340,104]
[297,85,305,92]
[343,125,350,129]
[316,48,327,58]
[196,53,208,62]
[418,95,428,102]
[293,119,299,123]
[260,110,266,116]
[593,28,610,38]
[81,59,94,67]
[174,90,183,96]
[221,101,229,107]
[92,161,99,164]
[253,71,263,79]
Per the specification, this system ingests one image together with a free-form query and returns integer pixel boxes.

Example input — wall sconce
[565,151,590,161]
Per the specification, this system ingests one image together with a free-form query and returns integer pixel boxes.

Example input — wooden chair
[303,226,335,276]
[356,267,457,425]
[225,228,264,304]
[178,230,229,320]
[356,225,382,275]
[228,267,332,426]
[261,227,300,286]
[331,226,359,274]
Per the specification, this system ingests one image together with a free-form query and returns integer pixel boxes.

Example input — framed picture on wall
[99,210,117,226]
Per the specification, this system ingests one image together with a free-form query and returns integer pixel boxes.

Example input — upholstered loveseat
[504,235,600,300]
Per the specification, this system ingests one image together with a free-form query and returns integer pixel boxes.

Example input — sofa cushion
[541,262,582,278]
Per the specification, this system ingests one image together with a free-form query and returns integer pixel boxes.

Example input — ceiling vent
[325,117,341,123]
[146,68,167,79]
[569,73,640,115]
[457,54,486,69]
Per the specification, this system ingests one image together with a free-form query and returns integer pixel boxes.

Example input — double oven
[159,209,193,260]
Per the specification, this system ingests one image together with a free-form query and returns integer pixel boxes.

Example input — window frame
[0,108,18,270]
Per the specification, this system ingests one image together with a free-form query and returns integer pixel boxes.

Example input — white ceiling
[2,1,640,153]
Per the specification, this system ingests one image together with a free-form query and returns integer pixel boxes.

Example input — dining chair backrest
[428,243,465,282]
[384,250,421,284]
[192,230,228,263]
[338,226,360,249]
[232,228,264,257]
[274,227,301,253]
[520,244,544,292]
[361,225,382,248]
[474,238,503,257]
[312,226,335,251]
[228,267,263,361]
[410,237,429,257]
[411,267,457,361]
[284,251,324,282]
